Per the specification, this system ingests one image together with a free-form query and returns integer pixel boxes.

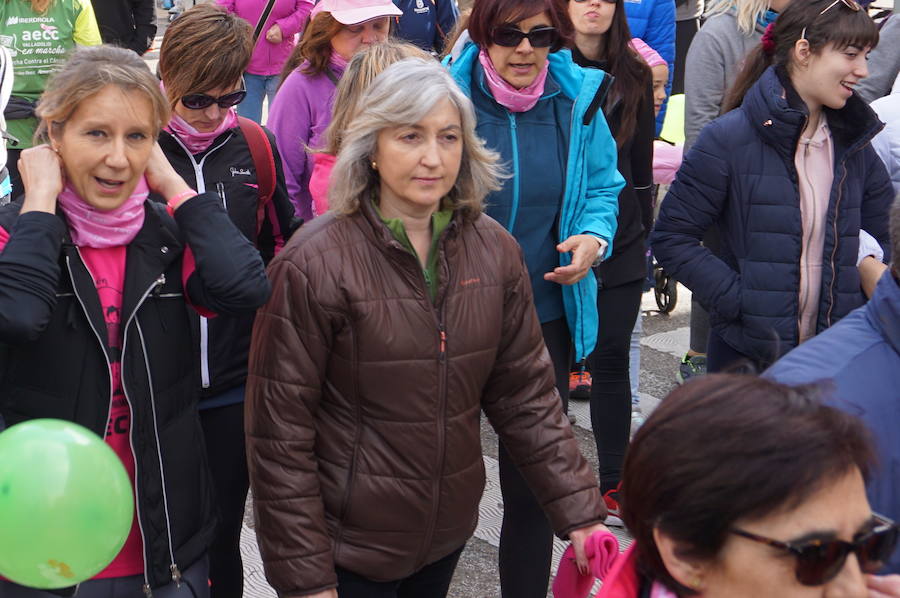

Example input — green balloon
[0,419,134,589]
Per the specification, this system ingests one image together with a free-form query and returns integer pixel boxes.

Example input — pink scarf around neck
[57,177,149,248]
[165,110,238,155]
[330,49,348,72]
[478,48,548,113]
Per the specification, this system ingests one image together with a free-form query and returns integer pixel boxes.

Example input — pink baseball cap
[629,38,666,68]
[310,0,402,25]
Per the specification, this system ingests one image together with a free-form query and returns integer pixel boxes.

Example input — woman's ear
[47,121,62,152]
[653,527,708,592]
[792,38,812,68]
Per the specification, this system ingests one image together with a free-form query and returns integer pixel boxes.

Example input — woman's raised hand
[544,234,603,285]
[145,142,194,206]
[19,144,63,214]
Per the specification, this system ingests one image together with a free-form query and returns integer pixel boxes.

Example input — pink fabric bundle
[57,177,150,248]
[629,38,666,68]
[553,530,620,598]
[478,48,549,113]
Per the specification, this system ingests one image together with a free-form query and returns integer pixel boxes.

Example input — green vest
[0,0,100,148]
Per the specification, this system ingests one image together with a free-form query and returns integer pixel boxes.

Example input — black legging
[199,401,249,598]
[588,278,644,493]
[498,317,570,598]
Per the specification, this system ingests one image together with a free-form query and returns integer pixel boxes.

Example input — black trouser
[498,317,570,598]
[588,278,644,493]
[335,545,464,598]
[706,329,767,374]
[199,401,249,598]
[673,17,700,95]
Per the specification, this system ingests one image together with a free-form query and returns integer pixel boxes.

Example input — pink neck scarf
[650,581,678,598]
[478,48,548,113]
[58,177,149,248]
[330,49,348,72]
[165,110,239,155]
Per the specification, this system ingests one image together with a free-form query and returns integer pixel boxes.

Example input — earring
[690,576,703,590]
[371,161,378,170]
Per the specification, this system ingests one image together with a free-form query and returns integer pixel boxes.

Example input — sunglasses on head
[180,89,247,111]
[491,25,559,48]
[800,0,861,40]
[731,514,899,586]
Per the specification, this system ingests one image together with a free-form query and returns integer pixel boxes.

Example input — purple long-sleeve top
[217,0,313,76]
[267,61,343,220]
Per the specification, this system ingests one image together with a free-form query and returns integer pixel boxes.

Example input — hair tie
[760,23,777,56]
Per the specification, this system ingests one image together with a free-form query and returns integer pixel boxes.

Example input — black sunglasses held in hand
[180,89,248,110]
[491,25,558,48]
[731,514,899,586]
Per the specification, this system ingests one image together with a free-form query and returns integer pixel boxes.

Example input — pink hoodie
[217,0,313,76]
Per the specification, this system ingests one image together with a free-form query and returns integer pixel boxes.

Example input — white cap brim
[330,3,402,24]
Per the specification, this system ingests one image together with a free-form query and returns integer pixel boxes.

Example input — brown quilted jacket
[245,199,605,597]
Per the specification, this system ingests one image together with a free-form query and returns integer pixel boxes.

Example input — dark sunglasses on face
[572,0,617,4]
[731,514,900,586]
[180,89,248,110]
[491,25,559,48]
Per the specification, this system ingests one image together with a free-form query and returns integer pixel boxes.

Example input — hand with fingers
[19,144,64,214]
[544,234,602,285]
[868,574,900,597]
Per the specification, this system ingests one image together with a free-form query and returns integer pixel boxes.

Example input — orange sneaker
[569,370,591,400]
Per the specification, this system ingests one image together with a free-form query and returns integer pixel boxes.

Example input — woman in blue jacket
[651,0,894,373]
[445,0,623,595]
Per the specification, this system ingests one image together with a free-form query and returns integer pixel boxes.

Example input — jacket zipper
[169,133,232,390]
[506,112,520,234]
[120,272,182,593]
[797,140,816,340]
[825,162,849,327]
[216,181,227,211]
[67,251,154,594]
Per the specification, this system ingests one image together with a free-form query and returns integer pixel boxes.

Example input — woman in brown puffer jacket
[245,57,607,598]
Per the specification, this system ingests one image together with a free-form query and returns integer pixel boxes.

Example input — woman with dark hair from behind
[597,374,900,597]
[567,0,655,524]
[651,0,894,373]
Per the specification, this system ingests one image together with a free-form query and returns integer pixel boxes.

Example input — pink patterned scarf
[57,177,149,248]
[478,48,548,113]
[330,49,348,71]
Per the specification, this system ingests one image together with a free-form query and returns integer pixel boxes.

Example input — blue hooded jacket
[651,66,894,365]
[623,0,675,132]
[765,272,900,572]
[446,43,624,360]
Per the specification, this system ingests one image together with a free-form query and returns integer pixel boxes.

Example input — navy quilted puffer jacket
[651,66,894,366]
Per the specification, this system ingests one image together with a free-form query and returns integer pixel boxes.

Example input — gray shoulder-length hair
[329,57,505,219]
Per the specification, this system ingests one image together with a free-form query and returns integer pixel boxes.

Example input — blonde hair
[705,0,772,36]
[321,40,432,156]
[329,58,504,219]
[35,45,169,143]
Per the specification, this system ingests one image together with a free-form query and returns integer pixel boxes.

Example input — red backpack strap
[237,116,276,236]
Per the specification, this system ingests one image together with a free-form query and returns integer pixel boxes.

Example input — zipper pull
[216,182,226,209]
[170,563,182,587]
[153,274,166,297]
[142,583,153,597]
[439,326,447,360]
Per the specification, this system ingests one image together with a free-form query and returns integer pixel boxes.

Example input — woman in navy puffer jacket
[651,0,894,372]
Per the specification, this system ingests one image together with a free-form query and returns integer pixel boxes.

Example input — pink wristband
[166,190,198,214]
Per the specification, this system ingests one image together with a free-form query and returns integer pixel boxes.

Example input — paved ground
[145,10,693,596]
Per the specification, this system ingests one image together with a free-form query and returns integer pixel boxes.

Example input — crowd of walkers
[0,0,897,596]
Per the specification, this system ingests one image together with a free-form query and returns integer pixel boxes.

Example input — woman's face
[568,0,616,39]
[51,85,155,211]
[793,42,870,112]
[330,17,390,61]
[651,64,668,116]
[486,12,553,89]
[172,81,242,133]
[698,468,870,598]
[373,97,463,217]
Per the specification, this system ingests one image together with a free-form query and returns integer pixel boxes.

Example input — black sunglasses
[731,514,899,586]
[180,89,247,111]
[491,25,559,48]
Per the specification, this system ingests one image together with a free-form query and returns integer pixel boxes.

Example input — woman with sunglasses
[0,45,270,598]
[445,0,623,595]
[651,0,894,373]
[268,0,400,220]
[599,374,900,598]
[566,0,655,525]
[157,6,297,598]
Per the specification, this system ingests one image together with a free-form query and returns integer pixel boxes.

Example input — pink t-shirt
[79,246,145,578]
